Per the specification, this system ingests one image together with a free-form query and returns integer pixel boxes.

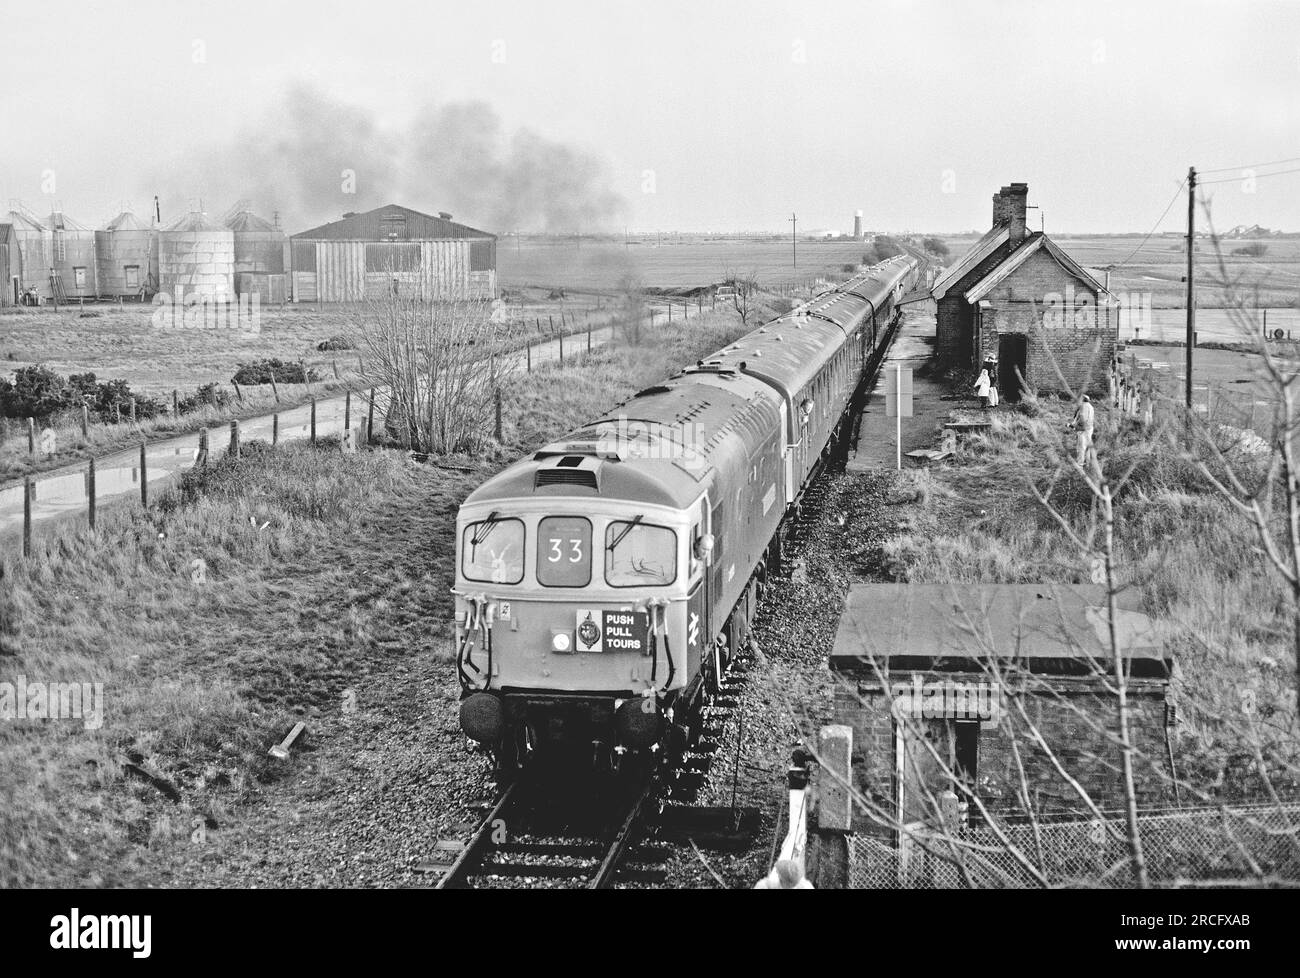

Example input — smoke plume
[151,84,626,233]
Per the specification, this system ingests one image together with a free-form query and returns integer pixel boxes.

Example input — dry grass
[0,302,754,887]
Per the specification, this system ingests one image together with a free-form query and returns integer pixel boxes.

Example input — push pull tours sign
[574,609,649,653]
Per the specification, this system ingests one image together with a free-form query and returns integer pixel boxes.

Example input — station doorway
[998,334,1027,402]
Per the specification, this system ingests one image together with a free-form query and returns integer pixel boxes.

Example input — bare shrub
[355,288,509,454]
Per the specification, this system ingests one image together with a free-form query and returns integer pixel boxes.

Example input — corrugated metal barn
[290,204,496,302]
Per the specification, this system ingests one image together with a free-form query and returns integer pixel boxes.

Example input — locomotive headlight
[552,631,572,652]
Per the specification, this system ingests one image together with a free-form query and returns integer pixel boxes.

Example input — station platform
[849,302,948,471]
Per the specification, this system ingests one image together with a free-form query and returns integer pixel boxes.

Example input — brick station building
[933,183,1115,398]
[826,584,1175,840]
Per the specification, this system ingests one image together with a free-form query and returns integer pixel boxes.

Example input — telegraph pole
[789,212,797,268]
[1185,166,1196,412]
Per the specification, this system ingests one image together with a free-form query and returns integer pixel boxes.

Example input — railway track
[432,663,752,889]
[433,761,667,889]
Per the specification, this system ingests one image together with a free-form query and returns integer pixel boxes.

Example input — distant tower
[853,210,863,241]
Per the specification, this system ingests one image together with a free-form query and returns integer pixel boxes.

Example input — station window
[461,517,525,584]
[538,516,592,587]
[605,521,677,587]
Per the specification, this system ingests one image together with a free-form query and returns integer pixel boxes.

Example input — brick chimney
[992,183,1030,243]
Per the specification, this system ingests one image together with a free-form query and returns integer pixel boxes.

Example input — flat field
[933,233,1300,309]
[497,238,872,291]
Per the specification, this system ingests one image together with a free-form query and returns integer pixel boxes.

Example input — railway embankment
[0,306,762,888]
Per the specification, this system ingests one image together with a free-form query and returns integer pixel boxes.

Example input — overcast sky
[2,0,1297,234]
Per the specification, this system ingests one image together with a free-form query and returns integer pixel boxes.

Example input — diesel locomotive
[453,256,920,769]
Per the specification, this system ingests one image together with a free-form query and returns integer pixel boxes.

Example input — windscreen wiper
[607,514,644,552]
[470,511,501,559]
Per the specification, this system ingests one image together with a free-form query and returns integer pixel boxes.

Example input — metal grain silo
[4,208,53,301]
[46,211,98,299]
[159,211,234,301]
[226,208,287,302]
[95,210,159,299]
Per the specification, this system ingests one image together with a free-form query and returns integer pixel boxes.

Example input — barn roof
[293,204,495,241]
[963,233,1109,303]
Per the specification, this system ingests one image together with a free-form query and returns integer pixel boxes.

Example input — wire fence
[1112,350,1275,447]
[849,802,1300,888]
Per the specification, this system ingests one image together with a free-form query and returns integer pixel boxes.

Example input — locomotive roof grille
[535,468,599,489]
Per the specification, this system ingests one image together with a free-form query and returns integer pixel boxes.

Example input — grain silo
[4,208,53,301]
[226,208,287,302]
[95,210,158,299]
[159,211,234,301]
[46,211,98,299]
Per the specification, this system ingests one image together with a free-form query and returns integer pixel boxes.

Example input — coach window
[538,516,592,587]
[462,517,525,585]
[606,521,677,587]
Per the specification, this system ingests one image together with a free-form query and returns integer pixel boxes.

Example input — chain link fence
[849,803,1300,888]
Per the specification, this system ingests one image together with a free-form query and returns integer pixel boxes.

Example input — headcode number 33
[548,537,583,562]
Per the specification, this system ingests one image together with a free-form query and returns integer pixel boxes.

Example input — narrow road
[0,324,617,542]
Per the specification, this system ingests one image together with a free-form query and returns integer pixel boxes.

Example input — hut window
[125,266,140,289]
[366,242,419,273]
[470,240,496,272]
[73,267,87,289]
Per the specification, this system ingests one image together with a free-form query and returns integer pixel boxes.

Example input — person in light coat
[1071,395,1096,464]
[974,368,991,409]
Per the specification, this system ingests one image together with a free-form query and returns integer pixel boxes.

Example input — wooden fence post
[172,389,179,418]
[559,332,564,363]
[332,359,341,380]
[270,374,280,404]
[139,440,148,508]
[88,456,96,530]
[526,342,532,373]
[114,402,121,425]
[367,388,376,444]
[495,388,503,442]
[344,390,352,436]
[197,428,209,467]
[130,397,137,423]
[310,399,317,445]
[272,413,279,446]
[27,417,35,455]
[81,403,89,438]
[232,382,243,403]
[588,324,592,351]
[23,476,32,557]
[229,419,240,459]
